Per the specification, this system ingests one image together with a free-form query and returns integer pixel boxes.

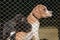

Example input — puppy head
[32,4,52,19]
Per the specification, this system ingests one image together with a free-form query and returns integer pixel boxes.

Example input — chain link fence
[0,0,60,40]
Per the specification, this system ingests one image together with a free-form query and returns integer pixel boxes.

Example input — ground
[39,27,59,40]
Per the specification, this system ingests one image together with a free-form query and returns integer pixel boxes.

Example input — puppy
[15,4,52,40]
[2,13,32,40]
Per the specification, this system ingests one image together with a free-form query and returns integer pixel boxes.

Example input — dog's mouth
[42,11,53,18]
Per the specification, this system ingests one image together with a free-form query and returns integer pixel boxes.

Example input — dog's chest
[31,21,40,32]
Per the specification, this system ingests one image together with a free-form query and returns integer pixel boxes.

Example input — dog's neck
[27,13,39,24]
[32,13,39,20]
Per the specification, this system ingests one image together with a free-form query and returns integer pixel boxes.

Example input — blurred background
[0,0,60,40]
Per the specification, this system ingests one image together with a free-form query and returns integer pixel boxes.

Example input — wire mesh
[0,0,60,40]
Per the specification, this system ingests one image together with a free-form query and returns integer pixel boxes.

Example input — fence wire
[0,0,60,40]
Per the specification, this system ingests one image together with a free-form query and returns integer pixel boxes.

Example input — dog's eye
[43,8,46,11]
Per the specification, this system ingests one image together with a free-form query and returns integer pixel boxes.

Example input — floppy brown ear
[31,4,42,13]
[30,4,42,19]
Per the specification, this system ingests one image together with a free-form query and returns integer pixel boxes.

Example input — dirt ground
[39,27,59,40]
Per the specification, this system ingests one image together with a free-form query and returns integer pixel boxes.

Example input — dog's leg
[33,31,39,40]
[32,23,40,40]
[25,30,39,40]
[24,31,34,40]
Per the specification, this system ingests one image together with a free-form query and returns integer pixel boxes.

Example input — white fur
[10,31,15,36]
[46,10,52,17]
[25,21,40,40]
[7,31,15,40]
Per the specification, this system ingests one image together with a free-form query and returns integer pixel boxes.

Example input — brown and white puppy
[15,4,52,40]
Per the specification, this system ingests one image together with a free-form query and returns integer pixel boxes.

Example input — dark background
[0,0,60,39]
[0,0,60,27]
